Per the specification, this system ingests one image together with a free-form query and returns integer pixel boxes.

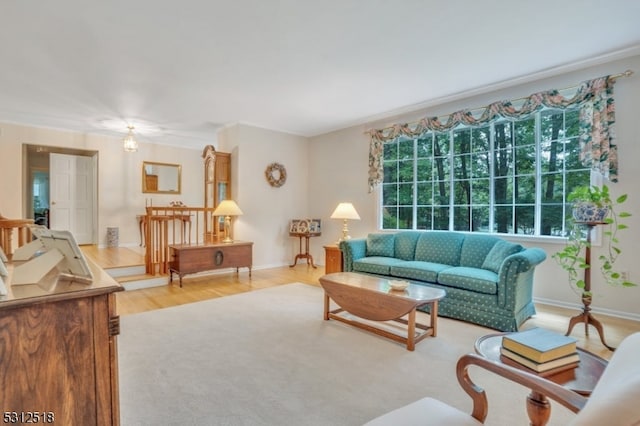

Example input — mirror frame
[142,161,182,194]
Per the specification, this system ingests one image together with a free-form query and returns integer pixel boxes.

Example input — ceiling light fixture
[123,125,138,152]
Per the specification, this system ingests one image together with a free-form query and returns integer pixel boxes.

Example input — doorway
[24,145,99,245]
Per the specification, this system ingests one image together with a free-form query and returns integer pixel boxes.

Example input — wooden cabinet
[169,241,253,286]
[324,244,343,274]
[0,260,123,425]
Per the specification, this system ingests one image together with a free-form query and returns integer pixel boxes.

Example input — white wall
[217,123,309,268]
[0,123,203,247]
[309,54,640,320]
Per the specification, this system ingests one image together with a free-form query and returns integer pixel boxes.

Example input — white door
[49,153,95,244]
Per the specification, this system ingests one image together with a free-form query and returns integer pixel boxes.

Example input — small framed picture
[308,219,321,234]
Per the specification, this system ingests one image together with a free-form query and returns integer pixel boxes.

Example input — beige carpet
[118,283,575,425]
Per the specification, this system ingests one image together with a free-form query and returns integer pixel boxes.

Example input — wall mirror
[142,161,181,194]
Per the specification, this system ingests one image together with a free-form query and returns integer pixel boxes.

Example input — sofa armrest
[500,247,547,274]
[496,248,547,310]
[339,238,367,271]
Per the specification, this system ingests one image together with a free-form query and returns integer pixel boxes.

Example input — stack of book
[500,327,580,376]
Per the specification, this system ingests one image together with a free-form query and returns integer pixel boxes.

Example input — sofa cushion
[415,232,464,265]
[390,261,450,283]
[353,257,406,276]
[437,267,498,295]
[481,240,523,273]
[367,234,395,257]
[459,234,501,268]
[394,232,421,261]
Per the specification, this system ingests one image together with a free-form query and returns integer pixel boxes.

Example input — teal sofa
[340,231,547,331]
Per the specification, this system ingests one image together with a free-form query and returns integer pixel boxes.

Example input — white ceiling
[2,1,640,149]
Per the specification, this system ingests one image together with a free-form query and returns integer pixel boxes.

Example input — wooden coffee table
[319,272,446,351]
[475,332,608,426]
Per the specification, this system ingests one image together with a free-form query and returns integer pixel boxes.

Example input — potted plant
[553,184,636,297]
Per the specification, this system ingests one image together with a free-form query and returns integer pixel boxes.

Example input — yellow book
[502,327,577,363]
[500,347,580,373]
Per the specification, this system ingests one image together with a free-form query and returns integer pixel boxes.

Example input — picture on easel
[289,219,321,235]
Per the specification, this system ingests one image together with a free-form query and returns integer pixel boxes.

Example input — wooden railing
[0,215,34,256]
[144,206,220,275]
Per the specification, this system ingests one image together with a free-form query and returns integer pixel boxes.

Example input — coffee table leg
[407,308,416,351]
[431,301,439,337]
[323,292,330,320]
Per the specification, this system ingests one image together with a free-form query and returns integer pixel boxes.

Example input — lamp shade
[330,203,360,220]
[213,200,243,216]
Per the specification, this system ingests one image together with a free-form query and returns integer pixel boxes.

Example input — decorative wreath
[265,162,287,187]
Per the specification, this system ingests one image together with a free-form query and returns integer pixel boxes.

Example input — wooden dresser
[324,244,343,274]
[169,241,253,286]
[0,260,123,425]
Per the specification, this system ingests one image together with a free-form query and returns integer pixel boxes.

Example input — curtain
[368,76,618,192]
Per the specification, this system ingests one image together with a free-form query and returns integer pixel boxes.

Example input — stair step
[116,273,169,291]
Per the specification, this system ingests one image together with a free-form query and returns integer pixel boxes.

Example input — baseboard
[534,297,640,322]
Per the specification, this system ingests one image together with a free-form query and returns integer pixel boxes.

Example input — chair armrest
[456,353,587,423]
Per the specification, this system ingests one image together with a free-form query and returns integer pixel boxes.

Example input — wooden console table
[0,258,123,425]
[169,241,253,287]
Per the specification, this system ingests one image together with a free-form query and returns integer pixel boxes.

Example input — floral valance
[368,75,619,192]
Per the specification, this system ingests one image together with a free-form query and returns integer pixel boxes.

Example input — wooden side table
[475,332,607,426]
[324,244,343,273]
[289,232,320,268]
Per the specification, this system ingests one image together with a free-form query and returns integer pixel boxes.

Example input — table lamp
[213,200,243,243]
[330,202,360,241]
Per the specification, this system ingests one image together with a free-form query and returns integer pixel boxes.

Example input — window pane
[454,129,471,154]
[417,137,433,158]
[471,152,490,178]
[453,206,470,231]
[416,206,432,230]
[514,206,535,235]
[433,156,450,179]
[453,180,470,204]
[382,183,397,205]
[494,206,513,233]
[398,183,414,205]
[398,139,414,160]
[398,206,413,229]
[471,179,490,204]
[416,158,432,181]
[472,127,490,152]
[383,161,398,183]
[433,207,449,230]
[384,141,398,161]
[515,118,535,146]
[541,109,565,142]
[382,206,398,229]
[416,182,433,205]
[514,145,535,174]
[453,154,471,179]
[515,175,536,203]
[434,133,450,156]
[433,181,450,205]
[540,204,564,236]
[472,206,490,232]
[494,177,513,204]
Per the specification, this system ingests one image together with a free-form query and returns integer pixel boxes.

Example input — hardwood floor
[84,246,640,360]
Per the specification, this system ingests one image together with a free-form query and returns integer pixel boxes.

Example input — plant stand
[565,222,615,351]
